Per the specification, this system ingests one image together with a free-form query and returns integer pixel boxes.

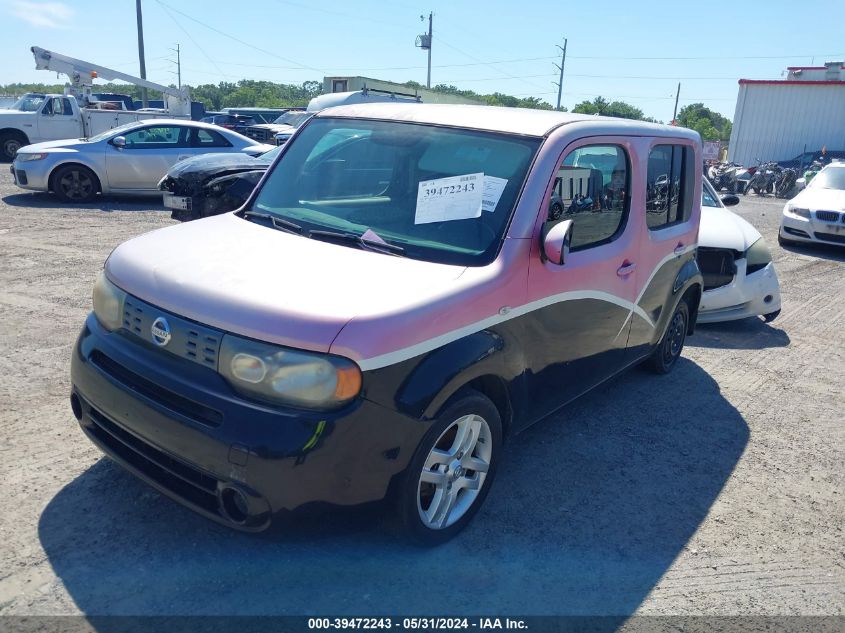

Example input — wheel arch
[385,328,523,439]
[0,128,30,143]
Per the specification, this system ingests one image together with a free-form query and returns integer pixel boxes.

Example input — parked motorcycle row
[706,157,828,200]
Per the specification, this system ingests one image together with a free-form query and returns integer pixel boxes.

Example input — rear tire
[51,165,99,203]
[647,300,689,375]
[397,389,502,546]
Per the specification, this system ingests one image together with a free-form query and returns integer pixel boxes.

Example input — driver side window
[552,144,630,251]
[122,126,188,149]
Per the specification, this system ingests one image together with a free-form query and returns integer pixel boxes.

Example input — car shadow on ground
[778,241,845,263]
[38,359,748,620]
[1,191,165,213]
[688,318,790,350]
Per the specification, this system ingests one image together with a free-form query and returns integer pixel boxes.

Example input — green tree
[571,96,646,120]
[676,103,732,141]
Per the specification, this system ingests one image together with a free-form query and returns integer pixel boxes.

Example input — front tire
[398,389,502,546]
[647,300,689,374]
[0,131,27,162]
[778,233,795,247]
[763,310,781,323]
[51,165,99,203]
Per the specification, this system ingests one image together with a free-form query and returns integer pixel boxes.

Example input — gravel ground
[0,176,842,617]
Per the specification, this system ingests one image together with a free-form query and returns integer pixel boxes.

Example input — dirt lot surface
[0,176,842,617]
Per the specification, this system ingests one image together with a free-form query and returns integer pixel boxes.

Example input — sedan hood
[792,187,845,210]
[19,138,90,152]
[699,206,761,252]
[165,152,270,180]
[105,213,466,354]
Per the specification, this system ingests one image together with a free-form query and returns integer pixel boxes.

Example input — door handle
[674,242,686,255]
[617,261,636,277]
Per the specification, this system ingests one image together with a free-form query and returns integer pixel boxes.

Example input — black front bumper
[70,314,425,531]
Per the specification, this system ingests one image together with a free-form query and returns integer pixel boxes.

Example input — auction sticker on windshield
[415,173,483,224]
[482,176,507,213]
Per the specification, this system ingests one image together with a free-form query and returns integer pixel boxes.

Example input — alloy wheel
[417,413,492,530]
[58,170,94,201]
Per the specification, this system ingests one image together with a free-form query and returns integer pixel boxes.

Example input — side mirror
[111,136,126,149]
[721,193,740,207]
[541,218,573,265]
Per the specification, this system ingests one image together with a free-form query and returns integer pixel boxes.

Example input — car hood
[699,206,761,252]
[791,187,845,210]
[165,152,270,180]
[250,123,296,134]
[105,213,467,355]
[18,138,90,152]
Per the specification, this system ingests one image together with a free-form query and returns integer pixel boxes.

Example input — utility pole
[672,82,681,124]
[552,39,567,110]
[135,0,148,107]
[169,43,181,89]
[415,13,434,89]
[427,12,433,89]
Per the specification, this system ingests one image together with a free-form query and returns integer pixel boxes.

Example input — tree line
[1,79,731,141]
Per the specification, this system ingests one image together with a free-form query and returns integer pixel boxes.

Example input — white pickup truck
[0,92,186,161]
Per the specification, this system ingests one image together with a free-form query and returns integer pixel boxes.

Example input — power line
[157,2,229,81]
[154,0,324,73]
[431,33,550,92]
[568,53,845,60]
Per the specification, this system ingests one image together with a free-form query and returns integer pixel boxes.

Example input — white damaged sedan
[696,179,782,323]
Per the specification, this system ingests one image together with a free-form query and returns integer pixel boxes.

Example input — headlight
[787,205,810,219]
[745,238,772,275]
[219,335,362,410]
[92,270,126,331]
[17,153,49,162]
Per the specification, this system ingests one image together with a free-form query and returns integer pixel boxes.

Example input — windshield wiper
[308,229,405,256]
[242,210,303,235]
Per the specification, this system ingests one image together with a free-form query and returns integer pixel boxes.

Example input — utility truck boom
[30,46,191,115]
[0,46,193,161]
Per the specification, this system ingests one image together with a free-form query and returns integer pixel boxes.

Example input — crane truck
[0,47,193,161]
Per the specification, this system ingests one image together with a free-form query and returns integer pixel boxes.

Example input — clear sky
[1,0,842,121]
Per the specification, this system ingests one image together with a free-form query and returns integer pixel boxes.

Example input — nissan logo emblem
[151,317,172,347]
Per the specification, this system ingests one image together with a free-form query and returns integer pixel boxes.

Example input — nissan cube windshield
[249,118,541,265]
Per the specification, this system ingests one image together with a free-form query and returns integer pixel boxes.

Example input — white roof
[315,102,700,140]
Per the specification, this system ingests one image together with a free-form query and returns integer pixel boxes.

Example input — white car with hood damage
[696,179,781,323]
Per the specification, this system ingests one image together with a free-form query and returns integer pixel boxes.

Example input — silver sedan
[9,119,271,202]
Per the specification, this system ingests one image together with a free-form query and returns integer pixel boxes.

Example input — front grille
[123,296,221,369]
[86,406,221,515]
[697,247,738,291]
[814,231,845,245]
[90,350,223,427]
[815,210,841,223]
[245,128,270,142]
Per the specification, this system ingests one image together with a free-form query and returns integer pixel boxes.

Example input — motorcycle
[775,168,797,199]
[709,162,742,193]
[744,160,779,196]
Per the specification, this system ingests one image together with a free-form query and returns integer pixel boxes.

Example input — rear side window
[192,128,232,148]
[554,144,630,250]
[647,144,693,229]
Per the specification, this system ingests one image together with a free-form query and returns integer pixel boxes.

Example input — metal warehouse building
[728,62,845,166]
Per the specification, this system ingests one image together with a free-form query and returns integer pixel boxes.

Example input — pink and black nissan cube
[71,104,703,544]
